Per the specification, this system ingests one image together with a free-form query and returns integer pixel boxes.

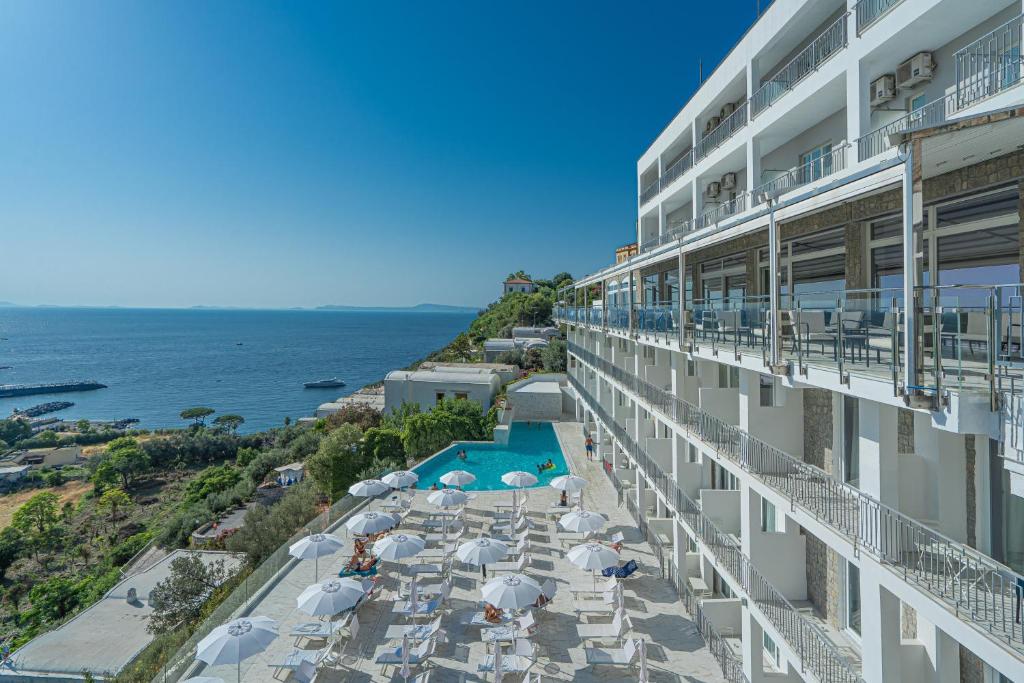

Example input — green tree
[103,437,150,489]
[147,554,230,634]
[185,465,241,502]
[305,423,364,501]
[213,414,244,433]
[97,487,132,522]
[12,491,61,559]
[27,576,82,622]
[361,427,405,467]
[180,406,215,426]
[75,419,92,433]
[541,338,567,372]
[0,418,32,446]
[0,527,24,579]
[401,398,489,459]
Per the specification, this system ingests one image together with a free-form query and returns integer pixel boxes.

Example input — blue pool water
[413,422,568,491]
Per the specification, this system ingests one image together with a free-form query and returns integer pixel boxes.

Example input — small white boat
[304,378,346,389]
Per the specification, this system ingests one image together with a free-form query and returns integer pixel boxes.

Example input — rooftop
[504,277,533,284]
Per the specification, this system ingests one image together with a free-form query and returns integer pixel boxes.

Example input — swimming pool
[413,422,569,491]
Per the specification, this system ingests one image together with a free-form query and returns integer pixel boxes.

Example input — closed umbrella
[481,574,542,610]
[348,479,389,497]
[456,537,508,579]
[439,469,476,487]
[638,638,649,683]
[382,470,419,489]
[346,511,398,536]
[567,542,619,592]
[374,533,426,562]
[296,578,366,617]
[559,510,606,535]
[399,632,411,681]
[289,533,344,581]
[195,616,278,683]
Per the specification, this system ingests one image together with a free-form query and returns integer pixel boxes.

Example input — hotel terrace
[555,0,1024,681]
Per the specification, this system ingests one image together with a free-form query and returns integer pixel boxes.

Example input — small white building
[503,277,537,295]
[483,337,549,362]
[273,462,305,486]
[384,366,502,414]
[511,326,560,341]
[0,464,31,484]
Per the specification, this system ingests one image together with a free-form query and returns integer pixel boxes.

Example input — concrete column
[860,565,904,682]
[858,401,900,508]
[672,518,686,580]
[845,48,865,147]
[595,422,604,463]
[741,606,766,683]
[747,136,762,195]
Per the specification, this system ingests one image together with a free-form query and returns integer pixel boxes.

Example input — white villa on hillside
[384,365,503,413]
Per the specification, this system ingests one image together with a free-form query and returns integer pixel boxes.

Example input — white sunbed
[466,608,519,627]
[267,644,331,672]
[571,576,619,599]
[576,610,629,640]
[487,552,530,574]
[481,613,537,645]
[585,637,640,666]
[477,639,536,674]
[374,636,437,672]
[405,559,451,576]
[383,615,443,642]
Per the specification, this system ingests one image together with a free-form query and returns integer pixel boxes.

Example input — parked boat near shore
[303,377,346,388]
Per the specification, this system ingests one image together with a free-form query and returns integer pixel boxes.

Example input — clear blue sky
[0,1,761,308]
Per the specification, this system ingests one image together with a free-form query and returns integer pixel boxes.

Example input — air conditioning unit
[706,181,722,199]
[896,52,934,88]
[720,102,736,119]
[721,172,737,190]
[870,74,897,107]
[706,116,721,133]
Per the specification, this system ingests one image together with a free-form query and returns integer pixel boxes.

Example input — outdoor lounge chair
[572,576,619,599]
[481,613,537,644]
[383,615,443,642]
[601,559,639,579]
[374,636,438,674]
[392,589,449,618]
[477,638,536,674]
[534,578,558,611]
[488,552,531,574]
[585,637,640,667]
[575,583,623,616]
[268,643,332,673]
[576,609,630,641]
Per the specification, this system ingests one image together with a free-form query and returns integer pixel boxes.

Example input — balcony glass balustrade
[568,341,1024,655]
[688,295,771,360]
[633,302,680,342]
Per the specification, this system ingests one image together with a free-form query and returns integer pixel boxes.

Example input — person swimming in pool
[457,449,467,461]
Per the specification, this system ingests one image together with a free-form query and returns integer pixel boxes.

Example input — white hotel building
[555,1,1024,681]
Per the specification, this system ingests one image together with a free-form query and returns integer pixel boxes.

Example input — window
[686,359,696,376]
[842,396,860,486]
[759,375,776,407]
[760,498,780,533]
[763,632,780,669]
[718,364,739,389]
[800,142,833,182]
[687,442,699,463]
[454,392,468,401]
[687,536,698,553]
[435,392,445,405]
[846,561,862,635]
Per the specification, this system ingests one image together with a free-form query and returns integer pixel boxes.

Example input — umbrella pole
[237,658,240,683]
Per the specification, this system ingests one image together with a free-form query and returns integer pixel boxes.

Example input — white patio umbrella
[346,511,398,536]
[296,578,366,617]
[457,537,508,578]
[288,533,344,581]
[549,474,587,493]
[501,471,538,513]
[195,616,278,683]
[374,533,426,562]
[481,574,542,610]
[427,488,468,508]
[567,542,619,592]
[382,470,419,489]
[348,478,389,497]
[439,469,476,487]
[559,510,606,536]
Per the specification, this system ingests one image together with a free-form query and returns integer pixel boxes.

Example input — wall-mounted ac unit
[720,102,736,119]
[721,172,737,190]
[706,116,721,133]
[870,74,897,107]
[896,52,935,88]
[706,181,722,199]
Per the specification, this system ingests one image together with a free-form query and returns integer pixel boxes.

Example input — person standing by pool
[585,435,594,460]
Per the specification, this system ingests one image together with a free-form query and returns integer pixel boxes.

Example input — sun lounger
[338,564,378,578]
[576,610,629,640]
[383,615,443,642]
[585,637,640,666]
[267,645,330,672]
[481,613,537,644]
[392,591,448,618]
[374,637,437,673]
[488,552,530,573]
[405,559,450,576]
[534,578,558,611]
[572,576,619,598]
[477,639,535,674]
[466,608,518,627]
[575,585,623,616]
[289,613,354,643]
[398,579,448,600]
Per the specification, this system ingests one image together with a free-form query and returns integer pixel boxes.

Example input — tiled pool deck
[197,421,727,682]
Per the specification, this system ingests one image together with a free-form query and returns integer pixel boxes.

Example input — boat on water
[304,378,346,389]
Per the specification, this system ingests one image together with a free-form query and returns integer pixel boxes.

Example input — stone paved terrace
[196,421,727,683]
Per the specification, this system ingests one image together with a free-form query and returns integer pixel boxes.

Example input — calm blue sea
[0,307,476,432]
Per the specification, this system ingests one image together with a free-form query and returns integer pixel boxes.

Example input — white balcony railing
[695,101,749,161]
[955,13,1024,110]
[752,143,849,203]
[854,0,905,34]
[750,14,849,118]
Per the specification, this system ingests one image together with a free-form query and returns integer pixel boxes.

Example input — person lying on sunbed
[357,555,379,572]
[483,602,503,624]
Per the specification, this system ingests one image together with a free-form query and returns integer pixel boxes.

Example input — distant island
[315,303,480,313]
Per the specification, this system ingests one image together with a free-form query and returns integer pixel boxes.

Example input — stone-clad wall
[803,389,833,473]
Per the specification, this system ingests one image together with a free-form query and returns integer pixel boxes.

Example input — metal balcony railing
[856,91,957,161]
[568,373,863,683]
[751,14,849,118]
[955,13,1024,110]
[662,150,695,190]
[753,144,849,202]
[567,342,1024,655]
[854,0,905,34]
[640,178,661,205]
[695,192,748,230]
[695,101,749,161]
